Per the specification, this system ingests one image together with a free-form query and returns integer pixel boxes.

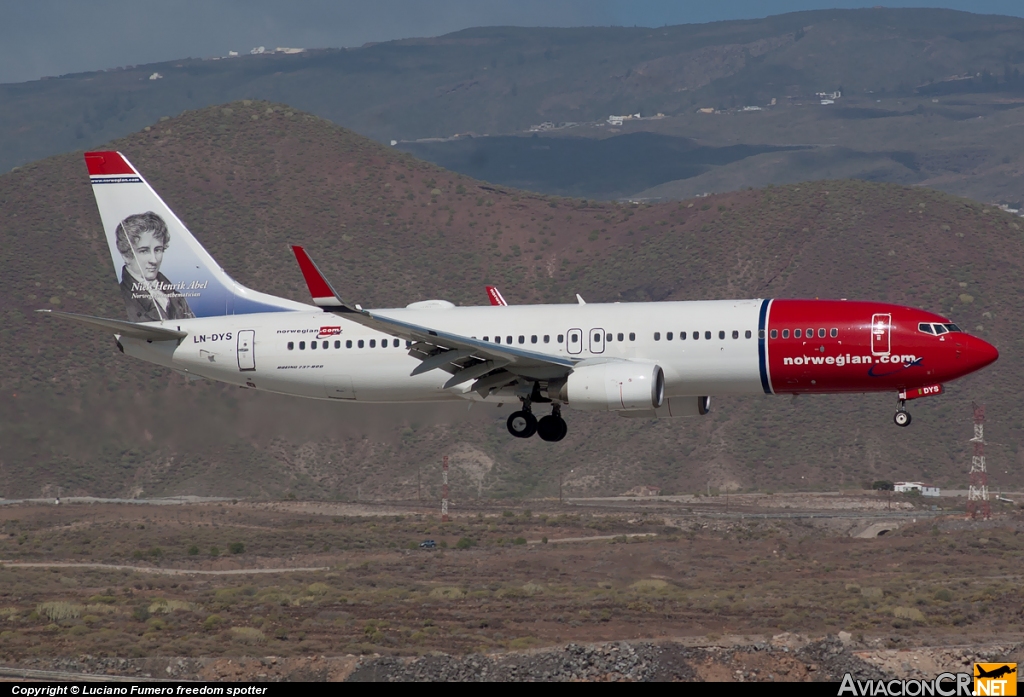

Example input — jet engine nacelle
[564,362,665,412]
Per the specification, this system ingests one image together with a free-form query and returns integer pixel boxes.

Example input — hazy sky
[3,0,1023,84]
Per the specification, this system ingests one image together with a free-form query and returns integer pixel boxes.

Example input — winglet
[290,245,347,309]
[485,285,508,306]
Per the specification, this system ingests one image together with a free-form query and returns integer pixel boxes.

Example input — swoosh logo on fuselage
[867,356,923,377]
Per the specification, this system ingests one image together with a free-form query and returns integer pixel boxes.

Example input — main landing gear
[894,399,912,428]
[507,402,567,442]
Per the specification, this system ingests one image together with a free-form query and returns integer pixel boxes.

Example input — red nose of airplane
[967,335,999,371]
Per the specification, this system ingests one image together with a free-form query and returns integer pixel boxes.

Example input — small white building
[148,72,163,81]
[894,481,940,497]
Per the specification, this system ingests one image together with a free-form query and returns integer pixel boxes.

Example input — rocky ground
[15,635,1020,682]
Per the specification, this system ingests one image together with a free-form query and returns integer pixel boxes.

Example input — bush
[228,542,245,555]
[37,602,83,622]
[512,537,527,545]
[455,537,476,549]
[872,480,894,491]
[203,614,224,631]
[187,545,199,556]
[209,546,220,556]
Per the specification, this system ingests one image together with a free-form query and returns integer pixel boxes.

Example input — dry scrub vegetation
[0,500,1022,662]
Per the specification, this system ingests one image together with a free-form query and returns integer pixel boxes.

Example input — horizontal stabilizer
[37,309,187,341]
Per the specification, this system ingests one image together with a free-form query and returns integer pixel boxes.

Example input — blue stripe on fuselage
[758,299,773,394]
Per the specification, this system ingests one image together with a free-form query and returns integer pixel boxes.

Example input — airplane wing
[37,309,187,341]
[291,246,579,393]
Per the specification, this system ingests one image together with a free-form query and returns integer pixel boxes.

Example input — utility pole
[441,455,449,523]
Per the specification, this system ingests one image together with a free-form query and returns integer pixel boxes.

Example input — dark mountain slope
[0,102,1019,500]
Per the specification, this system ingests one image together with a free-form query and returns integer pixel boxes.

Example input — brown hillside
[0,101,1020,500]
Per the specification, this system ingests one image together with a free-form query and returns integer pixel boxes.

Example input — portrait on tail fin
[115,211,195,322]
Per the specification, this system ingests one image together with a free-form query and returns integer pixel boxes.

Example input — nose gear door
[870,314,891,355]
[589,328,605,354]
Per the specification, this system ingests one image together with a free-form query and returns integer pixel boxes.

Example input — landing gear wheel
[537,415,568,442]
[507,411,538,438]
[894,410,912,427]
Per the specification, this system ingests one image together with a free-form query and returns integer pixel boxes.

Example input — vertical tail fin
[86,151,308,321]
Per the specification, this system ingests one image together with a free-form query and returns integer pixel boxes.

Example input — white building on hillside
[894,482,940,497]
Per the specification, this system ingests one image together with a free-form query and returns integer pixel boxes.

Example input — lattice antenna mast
[967,403,991,520]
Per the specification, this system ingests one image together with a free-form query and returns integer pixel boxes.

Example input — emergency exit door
[237,330,256,371]
[870,314,890,355]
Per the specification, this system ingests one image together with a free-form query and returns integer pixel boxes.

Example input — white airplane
[39,152,998,443]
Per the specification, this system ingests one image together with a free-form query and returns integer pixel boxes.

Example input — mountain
[4,9,1024,205]
[0,101,1020,501]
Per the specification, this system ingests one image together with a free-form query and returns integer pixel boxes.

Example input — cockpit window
[918,323,934,335]
[944,323,961,333]
[933,324,948,335]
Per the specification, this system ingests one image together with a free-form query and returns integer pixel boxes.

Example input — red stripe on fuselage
[766,300,985,394]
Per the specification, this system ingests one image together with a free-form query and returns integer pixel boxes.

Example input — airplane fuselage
[122,298,995,407]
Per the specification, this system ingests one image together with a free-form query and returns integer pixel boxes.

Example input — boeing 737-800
[39,152,999,442]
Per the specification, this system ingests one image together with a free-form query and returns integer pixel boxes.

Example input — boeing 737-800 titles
[39,152,999,442]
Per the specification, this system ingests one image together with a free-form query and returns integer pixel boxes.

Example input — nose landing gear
[894,399,911,427]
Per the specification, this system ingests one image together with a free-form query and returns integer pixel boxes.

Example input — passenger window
[732,330,739,339]
[830,328,838,338]
[606,333,612,342]
[346,340,352,348]
[782,330,789,339]
[299,341,306,350]
[531,335,537,344]
[934,324,948,335]
[705,331,712,340]
[747,330,753,339]
[693,331,699,340]
[667,332,673,340]
[310,341,317,350]
[770,329,777,339]
[322,341,328,349]
[483,336,489,342]
[543,335,550,343]
[794,329,801,338]
[806,328,813,338]
[506,335,513,344]
[654,332,661,341]
[818,328,825,338]
[617,333,624,341]
[334,340,340,349]
[593,333,601,342]
[287,342,294,350]
[369,339,376,348]
[394,339,400,347]
[557,334,564,343]
[495,336,501,344]
[570,334,578,343]
[629,332,636,341]
[358,340,364,348]
[680,332,686,340]
[718,331,724,340]
[406,340,412,347]
[518,335,525,344]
